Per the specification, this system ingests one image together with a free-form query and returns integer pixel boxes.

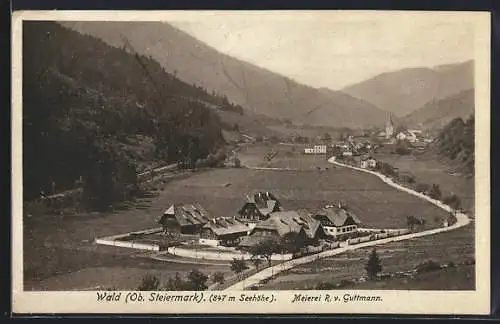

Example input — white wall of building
[198,238,220,247]
[322,225,358,238]
[304,145,327,154]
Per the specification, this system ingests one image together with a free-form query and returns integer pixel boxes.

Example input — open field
[373,152,475,216]
[257,223,474,290]
[26,257,232,291]
[238,143,329,169]
[344,264,475,290]
[24,144,450,290]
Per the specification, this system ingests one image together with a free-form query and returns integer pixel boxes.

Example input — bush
[185,269,209,291]
[428,184,442,200]
[230,258,249,279]
[314,282,336,290]
[442,194,461,210]
[137,274,161,291]
[395,146,410,155]
[415,260,442,274]
[416,183,430,193]
[211,271,225,285]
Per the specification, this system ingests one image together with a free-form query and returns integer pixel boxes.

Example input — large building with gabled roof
[157,203,212,234]
[200,217,251,247]
[237,192,282,225]
[312,203,362,239]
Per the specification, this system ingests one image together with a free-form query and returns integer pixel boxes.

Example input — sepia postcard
[11,10,491,315]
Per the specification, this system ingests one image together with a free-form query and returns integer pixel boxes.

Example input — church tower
[385,112,394,139]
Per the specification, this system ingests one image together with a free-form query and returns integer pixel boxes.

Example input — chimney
[338,201,342,209]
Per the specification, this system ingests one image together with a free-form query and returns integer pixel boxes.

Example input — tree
[211,271,225,285]
[365,248,382,280]
[395,140,410,155]
[233,157,241,168]
[230,258,249,279]
[164,272,188,291]
[442,194,461,211]
[322,132,332,143]
[250,256,263,271]
[185,269,209,291]
[407,215,425,232]
[137,274,161,291]
[406,215,417,232]
[416,183,430,194]
[269,135,280,144]
[248,238,282,267]
[280,232,306,254]
[428,184,442,200]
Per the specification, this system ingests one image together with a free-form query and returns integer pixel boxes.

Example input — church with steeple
[385,112,394,139]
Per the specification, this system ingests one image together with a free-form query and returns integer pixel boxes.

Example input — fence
[346,229,410,246]
[167,246,293,261]
[94,227,163,251]
[95,238,160,251]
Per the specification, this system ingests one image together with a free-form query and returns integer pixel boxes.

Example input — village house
[157,203,212,234]
[304,145,327,154]
[360,156,377,169]
[396,130,418,143]
[342,151,353,157]
[199,217,251,247]
[239,210,326,248]
[312,203,362,240]
[237,192,282,227]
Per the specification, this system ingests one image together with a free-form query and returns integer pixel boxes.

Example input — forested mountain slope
[431,115,475,177]
[23,22,235,208]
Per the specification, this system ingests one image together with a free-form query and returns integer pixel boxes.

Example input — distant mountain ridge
[61,21,387,129]
[402,89,474,131]
[341,60,474,117]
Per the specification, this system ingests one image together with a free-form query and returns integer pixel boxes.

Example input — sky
[168,11,475,90]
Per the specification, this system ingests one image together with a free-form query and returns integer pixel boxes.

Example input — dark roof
[246,192,278,206]
[159,203,211,227]
[240,192,280,216]
[203,217,250,237]
[314,205,361,227]
[252,210,321,239]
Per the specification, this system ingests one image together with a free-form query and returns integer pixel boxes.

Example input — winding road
[224,157,471,290]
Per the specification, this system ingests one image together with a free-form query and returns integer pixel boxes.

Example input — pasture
[373,152,475,216]
[24,144,451,290]
[258,223,475,290]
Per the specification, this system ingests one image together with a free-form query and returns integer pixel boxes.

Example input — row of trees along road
[136,247,384,291]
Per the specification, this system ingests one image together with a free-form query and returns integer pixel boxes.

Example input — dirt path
[225,157,471,290]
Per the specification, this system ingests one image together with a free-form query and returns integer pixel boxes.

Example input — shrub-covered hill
[431,115,475,177]
[23,21,238,208]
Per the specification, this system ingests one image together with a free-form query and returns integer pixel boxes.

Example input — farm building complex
[153,192,363,249]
